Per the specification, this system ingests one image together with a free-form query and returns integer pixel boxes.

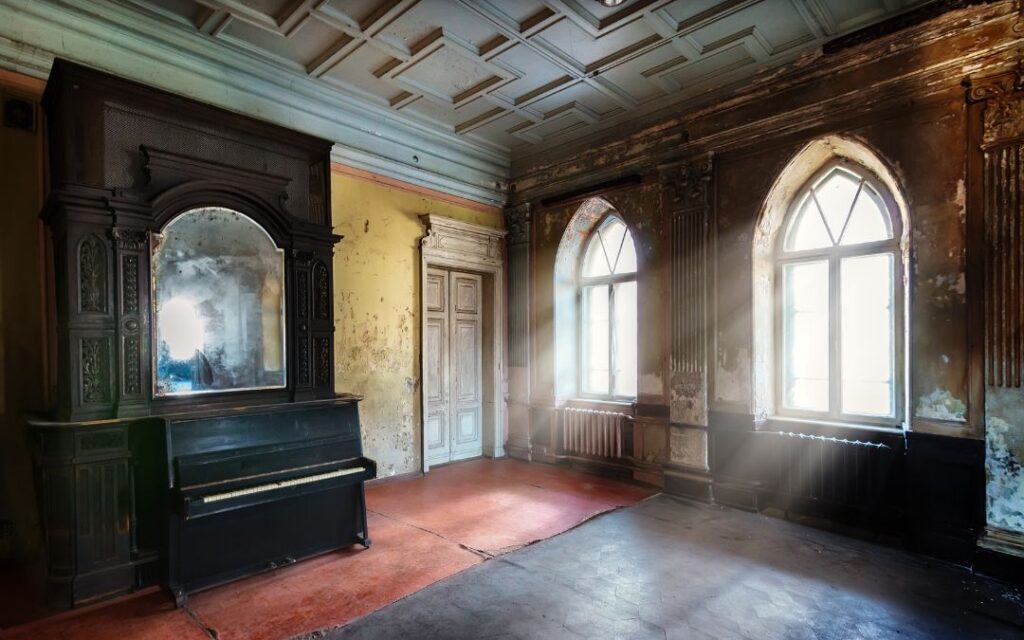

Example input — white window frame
[578,214,637,401]
[774,160,904,427]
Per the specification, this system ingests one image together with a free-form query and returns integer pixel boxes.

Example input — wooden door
[425,268,483,466]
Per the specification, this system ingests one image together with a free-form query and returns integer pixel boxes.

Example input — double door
[425,268,483,466]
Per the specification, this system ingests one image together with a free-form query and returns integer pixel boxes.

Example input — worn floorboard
[315,495,1024,640]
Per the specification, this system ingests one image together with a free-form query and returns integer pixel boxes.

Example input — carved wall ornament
[313,261,330,320]
[79,236,107,313]
[123,335,141,396]
[121,255,139,314]
[297,270,309,320]
[111,227,149,252]
[661,154,714,211]
[983,95,1024,146]
[81,338,110,403]
[298,337,311,386]
[315,337,331,387]
[505,202,532,246]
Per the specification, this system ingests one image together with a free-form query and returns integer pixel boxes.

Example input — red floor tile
[1,590,207,640]
[1,459,654,640]
[186,512,482,640]
[367,459,653,554]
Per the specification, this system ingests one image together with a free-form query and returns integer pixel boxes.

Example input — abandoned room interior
[2,0,1024,638]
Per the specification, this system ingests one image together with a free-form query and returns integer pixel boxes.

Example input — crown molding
[0,0,510,206]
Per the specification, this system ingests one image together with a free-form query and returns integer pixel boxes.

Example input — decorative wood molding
[420,214,506,269]
[78,235,108,314]
[419,214,507,471]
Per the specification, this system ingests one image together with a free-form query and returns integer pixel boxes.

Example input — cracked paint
[331,173,503,476]
[716,346,750,405]
[986,387,1024,534]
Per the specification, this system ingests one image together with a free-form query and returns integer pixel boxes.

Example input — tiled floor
[0,459,653,640]
[320,495,1024,640]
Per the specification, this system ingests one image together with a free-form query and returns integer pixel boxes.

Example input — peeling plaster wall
[986,387,1024,534]
[329,173,503,477]
[714,96,971,429]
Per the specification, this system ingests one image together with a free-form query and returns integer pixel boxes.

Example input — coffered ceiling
[131,0,930,158]
[1,0,934,205]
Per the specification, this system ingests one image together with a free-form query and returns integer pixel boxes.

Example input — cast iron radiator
[559,407,628,459]
[764,431,903,526]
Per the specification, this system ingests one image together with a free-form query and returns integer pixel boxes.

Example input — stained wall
[511,1,1023,551]
[329,170,503,478]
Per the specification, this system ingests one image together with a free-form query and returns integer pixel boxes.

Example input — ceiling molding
[0,0,510,206]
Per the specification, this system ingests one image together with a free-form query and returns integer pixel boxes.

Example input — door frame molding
[419,214,507,472]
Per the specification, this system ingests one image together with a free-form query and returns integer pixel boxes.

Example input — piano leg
[357,482,371,549]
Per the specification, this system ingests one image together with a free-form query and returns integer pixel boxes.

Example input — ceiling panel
[124,0,938,157]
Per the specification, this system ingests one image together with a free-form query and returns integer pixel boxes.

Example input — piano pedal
[357,534,371,549]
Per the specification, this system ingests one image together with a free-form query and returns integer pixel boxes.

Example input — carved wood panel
[79,235,108,314]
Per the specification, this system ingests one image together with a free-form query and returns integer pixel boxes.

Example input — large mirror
[153,207,286,396]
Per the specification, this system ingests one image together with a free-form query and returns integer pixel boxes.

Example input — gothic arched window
[777,162,903,421]
[579,215,637,399]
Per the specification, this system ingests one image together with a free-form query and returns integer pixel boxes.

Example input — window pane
[839,185,892,246]
[614,229,637,275]
[582,234,611,277]
[783,261,829,412]
[613,281,637,397]
[841,253,894,417]
[599,219,626,270]
[814,169,861,240]
[784,194,832,251]
[582,284,610,395]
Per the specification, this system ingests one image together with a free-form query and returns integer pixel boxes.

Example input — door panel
[449,273,483,461]
[454,320,479,402]
[425,269,450,466]
[425,269,483,465]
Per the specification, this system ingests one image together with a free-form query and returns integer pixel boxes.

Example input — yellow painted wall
[0,80,47,560]
[329,172,503,477]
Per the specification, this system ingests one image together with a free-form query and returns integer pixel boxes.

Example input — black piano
[161,397,376,604]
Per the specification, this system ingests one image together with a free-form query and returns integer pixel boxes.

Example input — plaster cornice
[0,0,509,206]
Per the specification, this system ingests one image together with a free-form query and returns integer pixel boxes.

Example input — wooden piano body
[162,397,375,603]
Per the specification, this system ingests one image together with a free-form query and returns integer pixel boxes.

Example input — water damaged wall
[509,1,1024,557]
[330,172,503,478]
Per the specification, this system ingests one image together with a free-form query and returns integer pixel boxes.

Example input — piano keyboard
[201,466,366,504]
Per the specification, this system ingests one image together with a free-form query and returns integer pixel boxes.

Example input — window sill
[762,415,905,437]
[564,398,636,414]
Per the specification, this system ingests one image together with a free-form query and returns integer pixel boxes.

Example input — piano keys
[161,396,376,605]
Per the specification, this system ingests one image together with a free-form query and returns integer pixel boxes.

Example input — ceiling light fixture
[597,0,627,6]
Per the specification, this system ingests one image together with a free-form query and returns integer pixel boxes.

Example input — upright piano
[161,397,375,604]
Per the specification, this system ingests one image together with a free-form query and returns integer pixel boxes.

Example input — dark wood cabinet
[28,59,374,609]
